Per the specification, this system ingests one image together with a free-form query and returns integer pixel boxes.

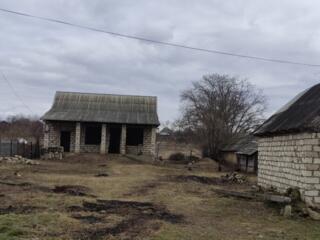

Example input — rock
[14,171,22,177]
[283,205,292,217]
[307,207,320,220]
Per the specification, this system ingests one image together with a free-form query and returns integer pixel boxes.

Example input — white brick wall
[258,132,320,205]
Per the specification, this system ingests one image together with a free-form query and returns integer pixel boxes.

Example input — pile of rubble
[220,172,247,184]
[0,155,39,165]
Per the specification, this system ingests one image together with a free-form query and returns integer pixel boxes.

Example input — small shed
[221,135,258,173]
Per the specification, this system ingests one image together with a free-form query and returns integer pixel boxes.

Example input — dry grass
[0,154,319,240]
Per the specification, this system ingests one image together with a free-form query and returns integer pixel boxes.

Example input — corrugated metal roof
[255,83,320,136]
[221,135,257,156]
[41,91,160,125]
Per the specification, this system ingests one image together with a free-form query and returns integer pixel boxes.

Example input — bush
[189,155,200,162]
[169,152,186,161]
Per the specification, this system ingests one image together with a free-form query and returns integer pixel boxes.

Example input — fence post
[10,140,13,157]
[30,142,33,159]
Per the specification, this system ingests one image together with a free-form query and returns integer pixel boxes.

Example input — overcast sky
[0,1,320,123]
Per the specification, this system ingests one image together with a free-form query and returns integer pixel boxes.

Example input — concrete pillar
[150,127,157,156]
[120,124,126,155]
[43,123,49,149]
[75,122,81,153]
[100,123,107,154]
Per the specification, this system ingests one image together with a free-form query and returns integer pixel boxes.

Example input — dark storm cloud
[0,0,319,121]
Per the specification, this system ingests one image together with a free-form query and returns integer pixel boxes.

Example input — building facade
[255,84,320,206]
[42,92,159,155]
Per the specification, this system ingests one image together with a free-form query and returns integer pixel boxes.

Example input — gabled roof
[221,135,257,156]
[42,91,160,125]
[255,84,320,136]
[159,127,173,136]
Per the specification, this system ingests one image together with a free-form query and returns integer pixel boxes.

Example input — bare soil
[0,155,319,240]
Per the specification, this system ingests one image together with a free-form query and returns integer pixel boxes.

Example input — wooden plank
[213,189,291,204]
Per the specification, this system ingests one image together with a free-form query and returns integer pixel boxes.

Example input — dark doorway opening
[60,131,71,152]
[108,126,121,153]
[126,127,144,146]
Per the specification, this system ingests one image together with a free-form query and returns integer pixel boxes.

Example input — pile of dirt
[53,185,95,197]
[69,199,184,239]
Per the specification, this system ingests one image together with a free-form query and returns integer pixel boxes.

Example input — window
[85,125,101,145]
[126,127,144,146]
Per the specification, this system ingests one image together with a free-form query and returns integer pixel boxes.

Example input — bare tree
[179,74,266,160]
[0,115,43,141]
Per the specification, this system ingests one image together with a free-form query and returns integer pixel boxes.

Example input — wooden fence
[0,139,40,159]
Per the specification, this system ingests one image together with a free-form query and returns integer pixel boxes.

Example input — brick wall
[258,132,320,206]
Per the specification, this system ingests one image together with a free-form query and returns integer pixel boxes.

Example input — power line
[0,8,319,67]
[0,69,35,115]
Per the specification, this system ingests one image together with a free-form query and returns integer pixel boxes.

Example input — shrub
[169,152,186,161]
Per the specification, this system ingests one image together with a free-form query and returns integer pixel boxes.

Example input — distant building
[255,84,320,206]
[221,135,258,173]
[159,127,173,136]
[42,91,159,155]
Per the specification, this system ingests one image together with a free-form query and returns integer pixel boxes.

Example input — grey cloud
[0,0,320,122]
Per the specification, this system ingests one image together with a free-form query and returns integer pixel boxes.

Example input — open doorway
[60,131,71,152]
[108,126,121,153]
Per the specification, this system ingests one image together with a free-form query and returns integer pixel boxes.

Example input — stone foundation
[258,132,320,206]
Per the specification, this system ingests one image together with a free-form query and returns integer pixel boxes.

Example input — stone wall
[258,132,320,206]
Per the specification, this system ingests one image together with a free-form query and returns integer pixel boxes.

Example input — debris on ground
[220,172,247,184]
[213,189,291,204]
[171,172,248,185]
[53,185,95,197]
[307,206,320,220]
[0,155,39,165]
[69,199,184,240]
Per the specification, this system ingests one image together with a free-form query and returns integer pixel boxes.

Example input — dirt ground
[0,154,320,240]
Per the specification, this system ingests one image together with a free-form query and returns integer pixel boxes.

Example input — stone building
[255,84,320,206]
[42,91,159,155]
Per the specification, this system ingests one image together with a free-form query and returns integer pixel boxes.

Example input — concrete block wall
[258,132,320,206]
[45,121,156,156]
[143,127,156,155]
[44,121,75,152]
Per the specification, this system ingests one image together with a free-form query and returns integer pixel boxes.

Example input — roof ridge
[56,91,157,98]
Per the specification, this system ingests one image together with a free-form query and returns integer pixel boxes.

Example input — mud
[0,205,41,215]
[94,173,109,177]
[53,185,95,197]
[70,199,184,239]
[72,214,104,224]
[123,182,160,197]
[170,175,225,185]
